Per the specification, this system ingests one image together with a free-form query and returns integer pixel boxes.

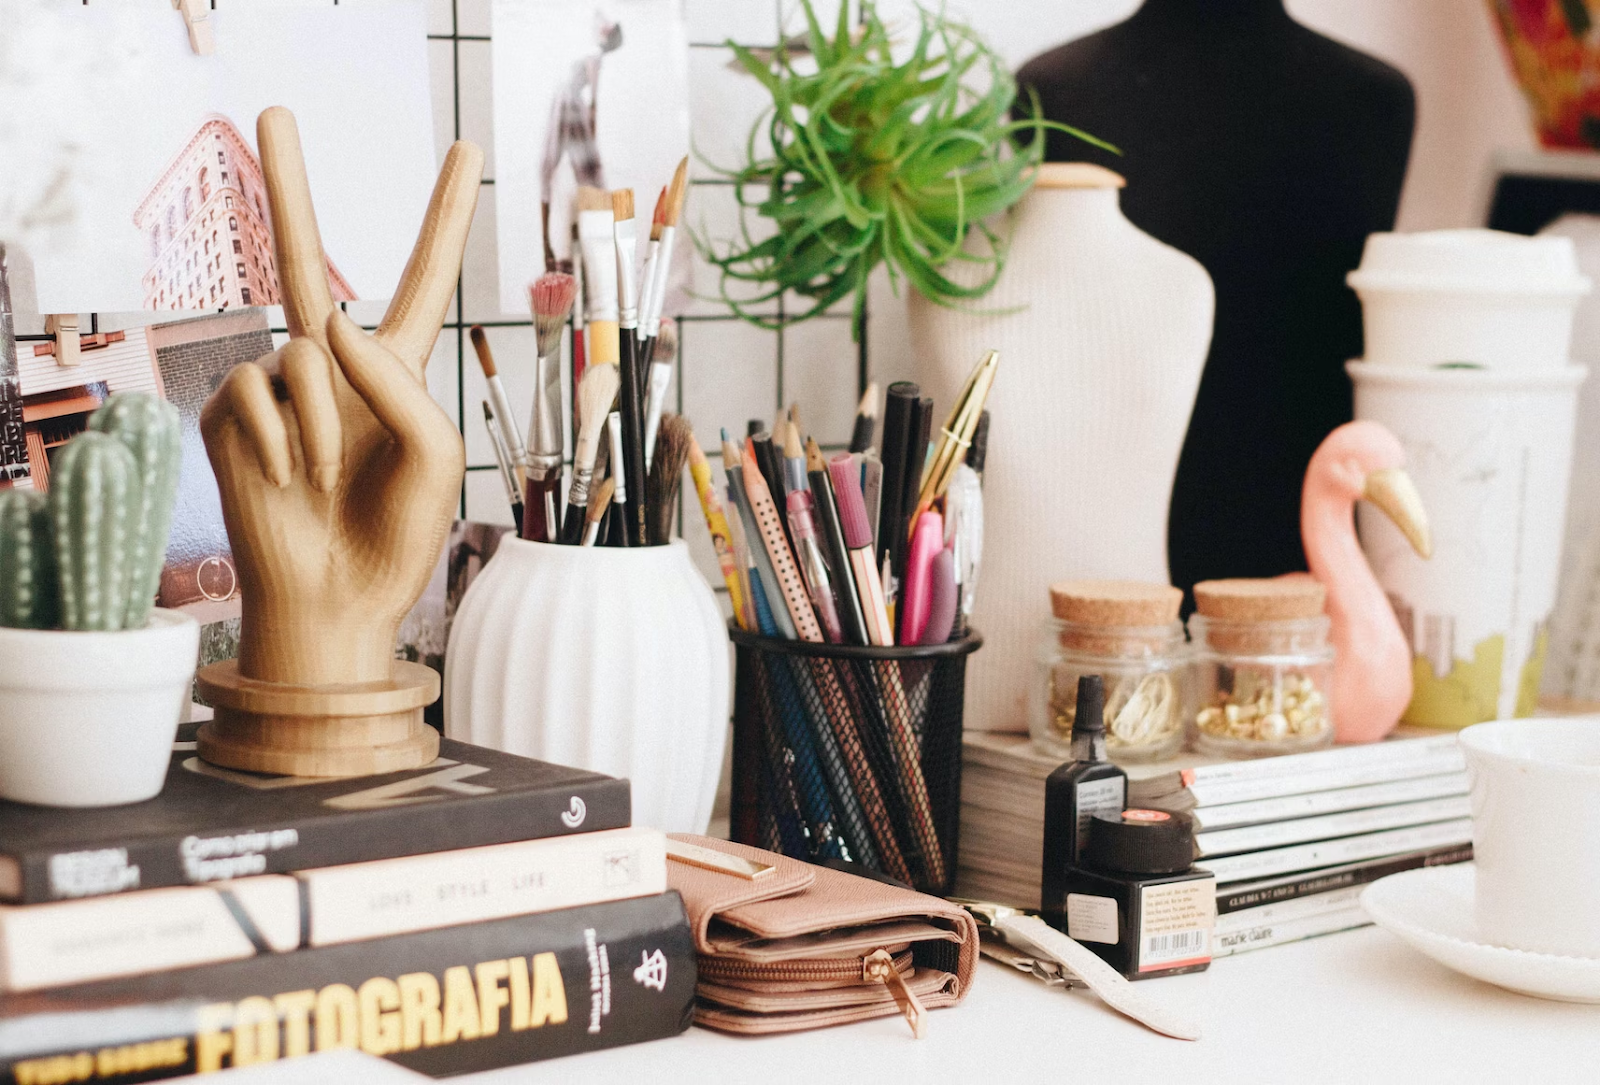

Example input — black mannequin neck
[1129,0,1292,27]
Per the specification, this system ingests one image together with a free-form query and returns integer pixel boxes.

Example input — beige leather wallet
[666,835,978,1037]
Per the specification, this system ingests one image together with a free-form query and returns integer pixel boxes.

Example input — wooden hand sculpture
[195,107,482,777]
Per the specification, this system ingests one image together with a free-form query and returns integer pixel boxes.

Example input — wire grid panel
[12,0,870,599]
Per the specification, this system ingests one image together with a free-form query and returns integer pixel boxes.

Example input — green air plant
[0,393,182,632]
[699,0,1111,336]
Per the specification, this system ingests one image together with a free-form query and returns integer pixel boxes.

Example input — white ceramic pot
[1461,717,1600,957]
[1351,362,1587,726]
[1347,230,1591,370]
[907,163,1213,733]
[443,538,729,833]
[0,608,200,807]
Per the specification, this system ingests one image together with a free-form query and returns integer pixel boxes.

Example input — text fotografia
[10,953,570,1082]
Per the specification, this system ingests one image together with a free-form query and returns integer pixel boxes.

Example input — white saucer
[1362,864,1600,1003]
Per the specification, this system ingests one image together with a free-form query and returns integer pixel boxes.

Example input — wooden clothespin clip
[44,315,81,368]
[173,0,214,56]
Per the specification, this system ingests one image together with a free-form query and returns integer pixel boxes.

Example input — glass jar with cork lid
[1189,578,1335,758]
[1029,580,1190,763]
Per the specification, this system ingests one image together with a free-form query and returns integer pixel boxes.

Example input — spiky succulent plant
[699,0,1110,335]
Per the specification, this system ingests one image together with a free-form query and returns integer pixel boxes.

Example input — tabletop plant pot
[443,537,729,833]
[0,608,200,807]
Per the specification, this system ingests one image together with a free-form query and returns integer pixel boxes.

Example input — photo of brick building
[134,114,354,311]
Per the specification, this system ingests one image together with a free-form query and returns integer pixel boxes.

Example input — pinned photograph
[493,0,691,315]
[14,0,435,315]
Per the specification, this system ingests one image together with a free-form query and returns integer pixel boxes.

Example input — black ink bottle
[1040,675,1127,930]
[1061,808,1216,980]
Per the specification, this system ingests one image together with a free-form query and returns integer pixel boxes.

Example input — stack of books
[0,723,696,1082]
[959,731,1471,955]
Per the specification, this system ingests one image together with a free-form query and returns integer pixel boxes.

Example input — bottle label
[1137,878,1216,971]
[1074,777,1127,857]
[1066,893,1119,945]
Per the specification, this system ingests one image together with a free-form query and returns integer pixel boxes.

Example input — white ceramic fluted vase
[908,163,1215,733]
[444,538,729,832]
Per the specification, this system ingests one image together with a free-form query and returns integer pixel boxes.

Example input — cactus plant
[50,431,138,631]
[0,489,58,629]
[89,393,182,627]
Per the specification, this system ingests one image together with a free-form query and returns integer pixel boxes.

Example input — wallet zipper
[698,949,928,1039]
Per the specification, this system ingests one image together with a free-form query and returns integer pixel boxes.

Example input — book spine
[1200,818,1473,884]
[1181,748,1466,808]
[1212,905,1371,957]
[1216,842,1473,915]
[0,893,696,1083]
[1194,795,1471,858]
[1188,771,1469,831]
[1215,885,1366,933]
[1,829,668,993]
[1179,732,1461,787]
[14,776,633,905]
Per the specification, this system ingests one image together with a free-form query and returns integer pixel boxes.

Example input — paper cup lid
[1347,229,1591,296]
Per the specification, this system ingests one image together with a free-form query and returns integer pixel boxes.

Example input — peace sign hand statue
[195,107,483,778]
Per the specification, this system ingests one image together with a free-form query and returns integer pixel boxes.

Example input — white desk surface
[212,925,1598,1085]
[463,925,1598,1085]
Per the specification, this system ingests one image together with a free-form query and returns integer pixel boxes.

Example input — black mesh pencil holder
[729,627,982,895]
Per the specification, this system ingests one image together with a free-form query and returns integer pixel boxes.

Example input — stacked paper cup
[1346,229,1590,727]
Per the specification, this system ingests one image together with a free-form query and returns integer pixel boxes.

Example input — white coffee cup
[1460,718,1600,956]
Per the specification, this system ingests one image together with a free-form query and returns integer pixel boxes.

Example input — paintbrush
[849,383,879,454]
[559,363,620,545]
[637,185,667,360]
[523,272,577,543]
[642,317,677,471]
[483,401,524,532]
[647,413,694,546]
[612,188,648,546]
[575,185,619,371]
[581,477,616,547]
[606,410,630,547]
[641,156,689,368]
[469,327,526,489]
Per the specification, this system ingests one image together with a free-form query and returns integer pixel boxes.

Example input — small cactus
[50,431,138,631]
[0,489,59,629]
[89,393,182,627]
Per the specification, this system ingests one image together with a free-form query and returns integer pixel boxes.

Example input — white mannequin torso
[909,165,1213,733]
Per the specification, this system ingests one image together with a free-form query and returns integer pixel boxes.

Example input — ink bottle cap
[1072,674,1105,737]
[1086,809,1195,876]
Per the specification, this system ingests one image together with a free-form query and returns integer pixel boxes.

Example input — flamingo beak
[1363,468,1432,559]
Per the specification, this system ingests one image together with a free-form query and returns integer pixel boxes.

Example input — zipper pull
[862,949,927,1039]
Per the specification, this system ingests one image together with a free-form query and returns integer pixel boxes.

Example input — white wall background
[10,0,1540,549]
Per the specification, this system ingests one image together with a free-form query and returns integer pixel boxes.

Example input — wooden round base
[195,659,441,778]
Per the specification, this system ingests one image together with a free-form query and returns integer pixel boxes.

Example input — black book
[0,892,695,1082]
[1216,842,1473,915]
[0,725,630,904]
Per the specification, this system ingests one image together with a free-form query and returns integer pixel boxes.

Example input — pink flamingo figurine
[1300,421,1432,743]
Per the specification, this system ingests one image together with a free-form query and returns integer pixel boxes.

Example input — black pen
[876,381,920,611]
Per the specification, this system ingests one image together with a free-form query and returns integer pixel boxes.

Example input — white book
[1198,818,1473,884]
[1215,885,1366,933]
[1143,746,1466,810]
[1195,795,1472,857]
[0,826,664,993]
[1213,904,1370,957]
[1186,771,1469,831]
[1130,732,1462,798]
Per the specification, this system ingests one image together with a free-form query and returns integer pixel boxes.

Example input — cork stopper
[1050,580,1183,658]
[1033,163,1126,189]
[1051,580,1183,626]
[1193,578,1326,621]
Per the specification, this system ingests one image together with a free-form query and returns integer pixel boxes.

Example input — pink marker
[899,510,943,646]
[830,453,894,646]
